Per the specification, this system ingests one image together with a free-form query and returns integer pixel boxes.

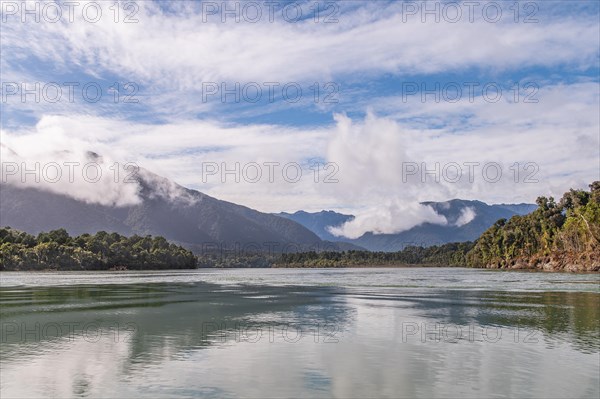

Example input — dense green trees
[274,182,599,271]
[197,253,272,268]
[467,182,599,270]
[274,242,474,268]
[0,228,197,271]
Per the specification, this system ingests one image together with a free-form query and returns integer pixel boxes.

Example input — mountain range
[0,161,341,253]
[278,200,537,252]
[1,152,536,254]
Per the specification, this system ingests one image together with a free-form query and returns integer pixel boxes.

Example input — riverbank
[482,250,600,273]
[3,262,598,272]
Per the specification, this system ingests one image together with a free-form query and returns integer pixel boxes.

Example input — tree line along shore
[1,182,598,272]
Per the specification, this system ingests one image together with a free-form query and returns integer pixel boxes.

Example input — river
[1,268,598,398]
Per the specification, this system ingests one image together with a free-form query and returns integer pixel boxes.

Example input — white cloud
[3,2,598,88]
[455,207,477,227]
[327,201,447,239]
[0,142,142,207]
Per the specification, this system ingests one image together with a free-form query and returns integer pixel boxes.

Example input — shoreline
[1,265,598,273]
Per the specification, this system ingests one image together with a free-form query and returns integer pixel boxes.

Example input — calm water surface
[1,268,599,398]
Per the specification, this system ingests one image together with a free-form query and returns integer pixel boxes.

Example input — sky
[1,0,599,237]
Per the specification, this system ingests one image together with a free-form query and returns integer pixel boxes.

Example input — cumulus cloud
[0,142,142,207]
[455,207,477,227]
[322,112,443,237]
[137,168,199,206]
[327,201,447,239]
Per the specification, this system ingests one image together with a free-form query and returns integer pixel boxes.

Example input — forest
[0,229,197,271]
[466,181,599,271]
[273,242,474,268]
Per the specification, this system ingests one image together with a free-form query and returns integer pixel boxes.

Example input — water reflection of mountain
[0,282,355,365]
[346,289,599,354]
[1,281,599,398]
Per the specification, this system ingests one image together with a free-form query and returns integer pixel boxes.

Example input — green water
[1,268,599,398]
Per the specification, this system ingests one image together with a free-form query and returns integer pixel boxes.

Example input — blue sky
[1,0,599,236]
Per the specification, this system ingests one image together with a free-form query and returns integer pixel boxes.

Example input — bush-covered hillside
[466,182,600,271]
[274,242,474,268]
[0,228,197,271]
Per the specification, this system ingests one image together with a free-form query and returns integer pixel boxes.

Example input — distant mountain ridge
[0,164,350,253]
[277,200,537,252]
[276,210,355,242]
[494,203,539,215]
